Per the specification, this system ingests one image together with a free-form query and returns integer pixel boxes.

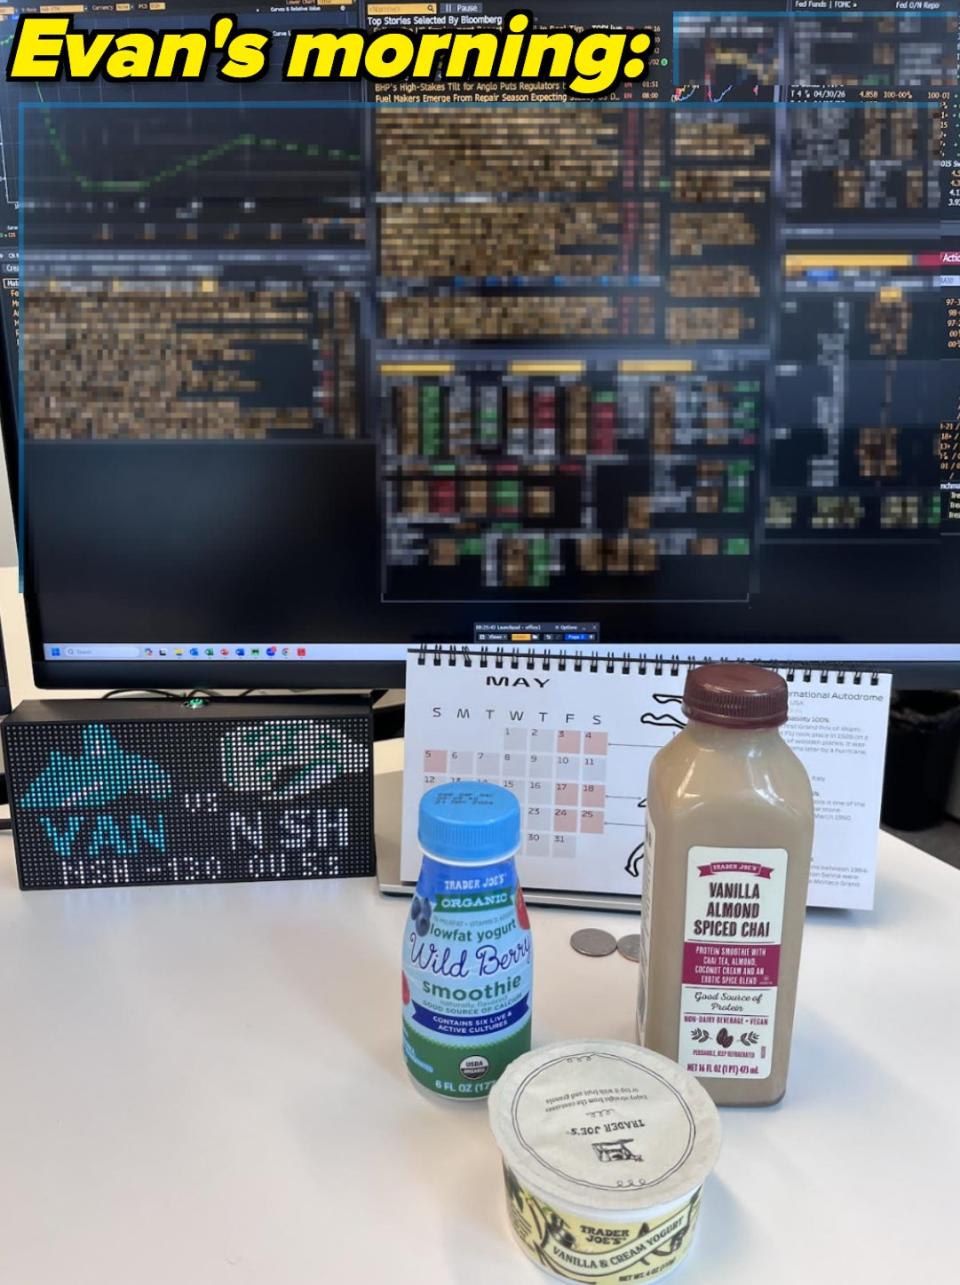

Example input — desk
[0,779,955,1283]
[0,572,956,1282]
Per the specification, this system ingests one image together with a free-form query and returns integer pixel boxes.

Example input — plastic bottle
[637,663,814,1106]
[402,781,532,1100]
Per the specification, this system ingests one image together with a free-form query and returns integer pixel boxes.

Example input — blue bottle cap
[418,781,521,862]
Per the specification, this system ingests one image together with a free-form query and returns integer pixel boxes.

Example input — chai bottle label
[678,846,788,1081]
[402,853,532,1098]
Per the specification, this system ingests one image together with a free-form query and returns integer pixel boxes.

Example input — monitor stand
[371,690,404,742]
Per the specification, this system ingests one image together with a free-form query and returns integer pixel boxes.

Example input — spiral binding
[413,645,881,685]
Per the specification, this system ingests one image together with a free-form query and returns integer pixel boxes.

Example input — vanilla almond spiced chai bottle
[637,663,814,1106]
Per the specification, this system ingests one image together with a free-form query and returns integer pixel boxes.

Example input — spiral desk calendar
[383,649,892,912]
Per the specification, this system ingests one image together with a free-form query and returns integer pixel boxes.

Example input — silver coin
[617,934,642,963]
[570,928,617,958]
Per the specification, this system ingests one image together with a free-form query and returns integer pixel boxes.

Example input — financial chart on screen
[1,0,958,666]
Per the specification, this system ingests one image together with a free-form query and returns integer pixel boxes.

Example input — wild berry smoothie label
[678,846,788,1081]
[402,853,532,1098]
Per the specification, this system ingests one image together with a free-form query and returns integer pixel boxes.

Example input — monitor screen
[1,0,957,688]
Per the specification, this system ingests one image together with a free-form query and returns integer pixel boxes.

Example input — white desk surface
[0,569,957,1284]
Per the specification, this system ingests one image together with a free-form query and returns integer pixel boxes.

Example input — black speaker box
[2,698,374,890]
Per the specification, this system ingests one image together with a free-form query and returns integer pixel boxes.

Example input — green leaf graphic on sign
[221,722,361,798]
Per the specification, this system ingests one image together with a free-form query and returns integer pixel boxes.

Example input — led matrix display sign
[3,702,375,890]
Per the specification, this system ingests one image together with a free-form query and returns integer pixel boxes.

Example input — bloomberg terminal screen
[2,0,957,662]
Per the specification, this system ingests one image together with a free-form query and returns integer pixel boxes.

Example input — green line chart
[39,112,362,195]
[17,102,368,250]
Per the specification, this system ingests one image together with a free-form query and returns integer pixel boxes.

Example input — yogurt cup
[488,1040,721,1283]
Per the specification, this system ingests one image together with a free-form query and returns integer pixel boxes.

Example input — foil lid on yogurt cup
[488,1040,721,1215]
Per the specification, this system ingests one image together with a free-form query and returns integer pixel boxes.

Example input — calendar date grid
[420,727,609,860]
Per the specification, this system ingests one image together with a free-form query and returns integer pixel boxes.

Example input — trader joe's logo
[17,720,366,885]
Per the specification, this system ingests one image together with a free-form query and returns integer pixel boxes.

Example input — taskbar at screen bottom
[42,642,960,664]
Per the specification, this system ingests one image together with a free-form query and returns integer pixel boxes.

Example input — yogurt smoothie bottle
[402,782,532,1100]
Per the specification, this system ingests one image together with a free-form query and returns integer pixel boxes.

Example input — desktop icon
[220,648,230,657]
[51,647,61,657]
[205,647,214,657]
[159,648,168,657]
[189,647,200,657]
[251,648,261,657]
[174,648,184,657]
[235,647,245,657]
[266,646,277,657]
[143,647,153,657]
[282,646,291,657]
[297,647,307,657]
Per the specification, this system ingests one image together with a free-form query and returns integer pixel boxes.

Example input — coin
[616,933,641,963]
[570,928,617,957]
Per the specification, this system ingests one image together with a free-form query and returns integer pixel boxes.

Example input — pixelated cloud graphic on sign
[221,722,364,799]
[18,725,173,810]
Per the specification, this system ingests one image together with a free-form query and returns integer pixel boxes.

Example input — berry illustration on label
[515,887,530,931]
[410,893,433,938]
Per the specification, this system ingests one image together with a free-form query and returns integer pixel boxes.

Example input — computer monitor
[1,0,956,690]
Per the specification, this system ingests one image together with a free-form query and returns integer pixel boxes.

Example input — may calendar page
[401,651,892,907]
[401,654,657,896]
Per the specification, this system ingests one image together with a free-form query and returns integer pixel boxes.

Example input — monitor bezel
[29,657,411,690]
[21,657,960,691]
[6,391,960,690]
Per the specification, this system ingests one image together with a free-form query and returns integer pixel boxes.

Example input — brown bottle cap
[683,663,788,729]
